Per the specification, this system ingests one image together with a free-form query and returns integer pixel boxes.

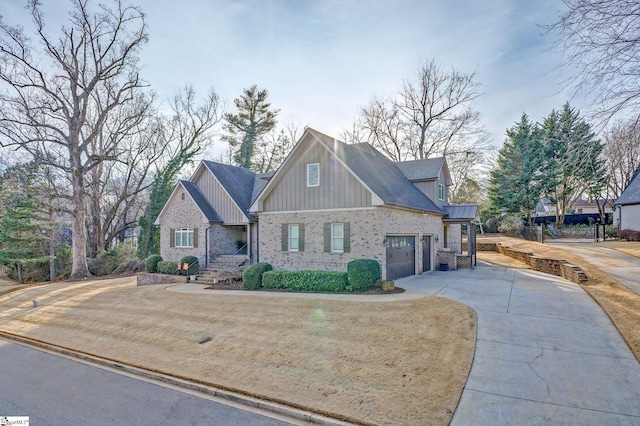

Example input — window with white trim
[175,228,194,248]
[288,224,300,251]
[307,163,319,187]
[331,223,344,253]
[438,184,445,201]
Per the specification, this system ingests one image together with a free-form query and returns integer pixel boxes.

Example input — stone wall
[137,273,186,286]
[489,243,587,285]
[456,254,472,268]
[437,249,457,270]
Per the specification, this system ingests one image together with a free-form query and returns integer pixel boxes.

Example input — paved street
[0,339,293,426]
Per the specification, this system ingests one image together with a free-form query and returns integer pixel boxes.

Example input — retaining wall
[478,242,587,285]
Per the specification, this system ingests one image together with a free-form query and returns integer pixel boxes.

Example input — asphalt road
[0,339,293,426]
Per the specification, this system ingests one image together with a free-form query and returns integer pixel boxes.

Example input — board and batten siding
[194,169,247,224]
[263,140,372,211]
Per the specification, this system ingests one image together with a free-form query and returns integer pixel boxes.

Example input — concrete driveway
[546,239,640,295]
[399,265,640,425]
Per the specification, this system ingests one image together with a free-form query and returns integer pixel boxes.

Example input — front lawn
[0,277,476,425]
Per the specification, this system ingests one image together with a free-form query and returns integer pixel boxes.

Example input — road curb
[0,331,360,426]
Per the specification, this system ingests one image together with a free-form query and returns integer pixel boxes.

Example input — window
[288,224,300,251]
[175,228,194,248]
[438,184,445,201]
[307,163,319,187]
[324,222,350,253]
[331,223,344,252]
[281,223,304,251]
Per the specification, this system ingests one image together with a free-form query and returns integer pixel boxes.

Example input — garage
[385,236,416,280]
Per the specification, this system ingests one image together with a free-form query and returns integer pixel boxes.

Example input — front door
[385,236,416,280]
[422,235,431,272]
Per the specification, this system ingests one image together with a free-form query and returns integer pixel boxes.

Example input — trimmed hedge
[242,262,273,290]
[157,260,180,275]
[347,259,381,292]
[146,255,163,273]
[180,255,199,275]
[262,270,348,292]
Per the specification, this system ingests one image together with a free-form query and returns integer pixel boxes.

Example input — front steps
[195,255,249,285]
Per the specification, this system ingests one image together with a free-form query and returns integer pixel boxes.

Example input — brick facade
[159,190,208,266]
[258,207,445,279]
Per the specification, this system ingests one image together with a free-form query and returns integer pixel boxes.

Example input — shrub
[498,214,524,235]
[242,262,272,290]
[262,270,348,292]
[157,260,180,275]
[619,229,640,241]
[88,249,120,276]
[485,217,500,233]
[146,255,163,273]
[347,259,381,292]
[180,255,199,275]
[604,227,618,240]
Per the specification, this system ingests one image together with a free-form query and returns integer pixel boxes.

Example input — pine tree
[0,196,51,283]
[223,85,278,170]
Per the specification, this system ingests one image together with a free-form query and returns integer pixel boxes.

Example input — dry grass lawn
[479,236,640,362]
[594,240,640,259]
[0,277,476,425]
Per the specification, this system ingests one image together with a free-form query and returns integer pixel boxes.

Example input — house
[615,172,640,230]
[572,198,614,215]
[155,128,478,280]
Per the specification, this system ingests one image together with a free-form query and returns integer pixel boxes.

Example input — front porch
[206,223,256,265]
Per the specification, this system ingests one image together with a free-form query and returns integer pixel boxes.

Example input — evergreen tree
[0,195,51,283]
[542,103,604,226]
[487,114,546,225]
[223,85,278,170]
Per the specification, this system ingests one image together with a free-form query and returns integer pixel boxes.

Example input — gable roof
[251,127,445,215]
[617,172,640,206]
[180,180,223,222]
[396,158,445,181]
[202,160,256,218]
[154,180,222,225]
[338,142,444,214]
[251,171,274,204]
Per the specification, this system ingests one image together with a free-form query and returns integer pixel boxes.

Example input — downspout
[205,223,214,265]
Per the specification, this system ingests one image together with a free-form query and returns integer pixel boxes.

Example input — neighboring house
[156,127,478,280]
[615,172,640,230]
[572,198,614,215]
[534,198,556,217]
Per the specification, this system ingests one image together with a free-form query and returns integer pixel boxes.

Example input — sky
[2,0,580,155]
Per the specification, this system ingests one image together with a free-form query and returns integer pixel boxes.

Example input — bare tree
[137,86,223,258]
[399,59,482,159]
[548,0,640,123]
[603,118,640,200]
[252,120,300,173]
[0,0,147,279]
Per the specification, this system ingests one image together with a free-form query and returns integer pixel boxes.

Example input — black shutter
[343,222,350,253]
[193,228,198,248]
[170,228,175,248]
[299,224,305,252]
[323,223,331,252]
[281,223,288,251]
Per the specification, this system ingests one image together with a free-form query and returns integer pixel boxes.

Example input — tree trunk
[49,228,56,282]
[69,169,91,280]
[17,263,23,284]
